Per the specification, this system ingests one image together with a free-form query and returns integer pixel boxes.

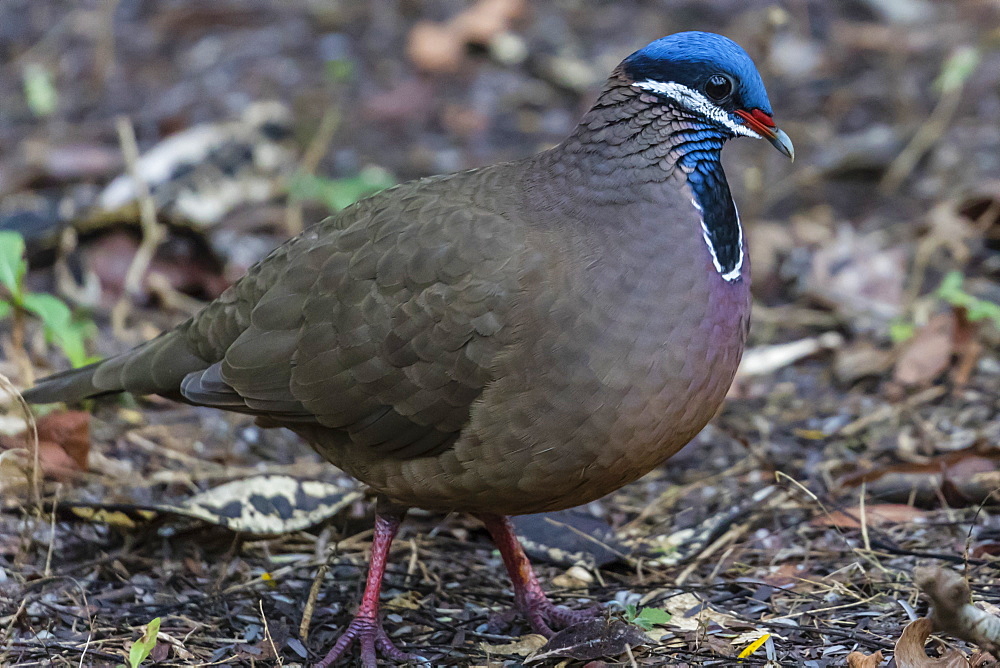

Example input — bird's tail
[22,326,208,404]
[20,360,110,403]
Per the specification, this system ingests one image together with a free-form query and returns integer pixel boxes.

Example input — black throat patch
[688,163,743,281]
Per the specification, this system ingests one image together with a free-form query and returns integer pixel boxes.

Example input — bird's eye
[704,74,733,102]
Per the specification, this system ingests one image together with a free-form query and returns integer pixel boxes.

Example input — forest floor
[2,1,1000,666]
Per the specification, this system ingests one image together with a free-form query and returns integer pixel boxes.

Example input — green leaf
[22,292,72,330]
[935,270,966,303]
[22,62,58,117]
[634,607,672,629]
[889,319,916,343]
[22,293,95,366]
[935,46,980,94]
[935,271,1000,328]
[291,167,395,212]
[128,617,160,668]
[0,231,27,298]
[0,301,9,320]
[53,325,90,368]
[324,59,354,83]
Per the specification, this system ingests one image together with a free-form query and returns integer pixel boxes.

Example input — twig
[259,599,284,666]
[44,482,62,577]
[285,107,341,236]
[54,227,101,308]
[110,115,166,341]
[145,272,206,316]
[838,385,946,437]
[624,643,638,668]
[858,481,870,554]
[299,561,328,641]
[0,372,40,508]
[880,46,979,194]
[94,0,120,85]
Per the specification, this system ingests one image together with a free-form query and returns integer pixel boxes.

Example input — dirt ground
[2,1,1000,666]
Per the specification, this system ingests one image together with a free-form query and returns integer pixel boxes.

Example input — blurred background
[2,1,1000,666]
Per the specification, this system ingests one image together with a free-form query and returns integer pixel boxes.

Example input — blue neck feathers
[674,127,743,281]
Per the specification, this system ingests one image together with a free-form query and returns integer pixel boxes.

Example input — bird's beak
[734,109,794,161]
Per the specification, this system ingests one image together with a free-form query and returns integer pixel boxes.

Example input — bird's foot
[314,613,417,668]
[490,592,600,637]
[516,589,601,637]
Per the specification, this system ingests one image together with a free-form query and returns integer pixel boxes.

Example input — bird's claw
[489,588,601,638]
[521,596,601,637]
[314,614,417,668]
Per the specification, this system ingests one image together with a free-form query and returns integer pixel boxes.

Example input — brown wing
[179,169,527,458]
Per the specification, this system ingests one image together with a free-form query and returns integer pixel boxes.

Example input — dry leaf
[384,590,423,611]
[0,410,91,480]
[480,634,548,656]
[407,23,465,72]
[847,649,884,667]
[0,448,31,496]
[894,617,968,668]
[893,312,956,387]
[836,449,1000,507]
[37,440,81,480]
[806,225,907,325]
[527,619,648,664]
[834,341,895,385]
[407,0,525,72]
[552,565,593,589]
[662,593,741,631]
[452,0,524,42]
[950,310,983,387]
[812,503,926,529]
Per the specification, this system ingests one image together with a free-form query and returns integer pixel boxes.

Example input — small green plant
[22,62,58,117]
[935,270,1000,327]
[889,271,1000,344]
[121,617,160,668]
[0,231,96,367]
[290,167,395,212]
[888,318,916,344]
[623,604,672,630]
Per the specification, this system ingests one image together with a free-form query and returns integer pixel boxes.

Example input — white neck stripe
[632,80,761,139]
[691,198,744,282]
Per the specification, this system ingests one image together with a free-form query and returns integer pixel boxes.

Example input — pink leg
[476,513,597,637]
[314,507,416,668]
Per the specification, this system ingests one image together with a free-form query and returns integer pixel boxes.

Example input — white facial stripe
[690,198,744,282]
[633,80,761,139]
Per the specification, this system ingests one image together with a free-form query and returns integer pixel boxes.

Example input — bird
[23,31,792,667]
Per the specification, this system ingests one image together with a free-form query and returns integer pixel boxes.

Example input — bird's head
[623,31,794,160]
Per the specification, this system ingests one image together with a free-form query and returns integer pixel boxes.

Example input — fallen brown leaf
[662,592,741,631]
[836,448,1000,508]
[805,225,907,325]
[407,0,525,72]
[38,440,81,480]
[834,341,895,385]
[950,309,983,387]
[527,619,648,664]
[894,617,968,668]
[893,311,956,387]
[0,410,90,479]
[846,649,884,667]
[480,633,547,657]
[812,503,926,529]
[0,448,31,496]
[35,410,90,470]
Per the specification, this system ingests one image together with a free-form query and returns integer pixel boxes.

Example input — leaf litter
[2,0,1000,666]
